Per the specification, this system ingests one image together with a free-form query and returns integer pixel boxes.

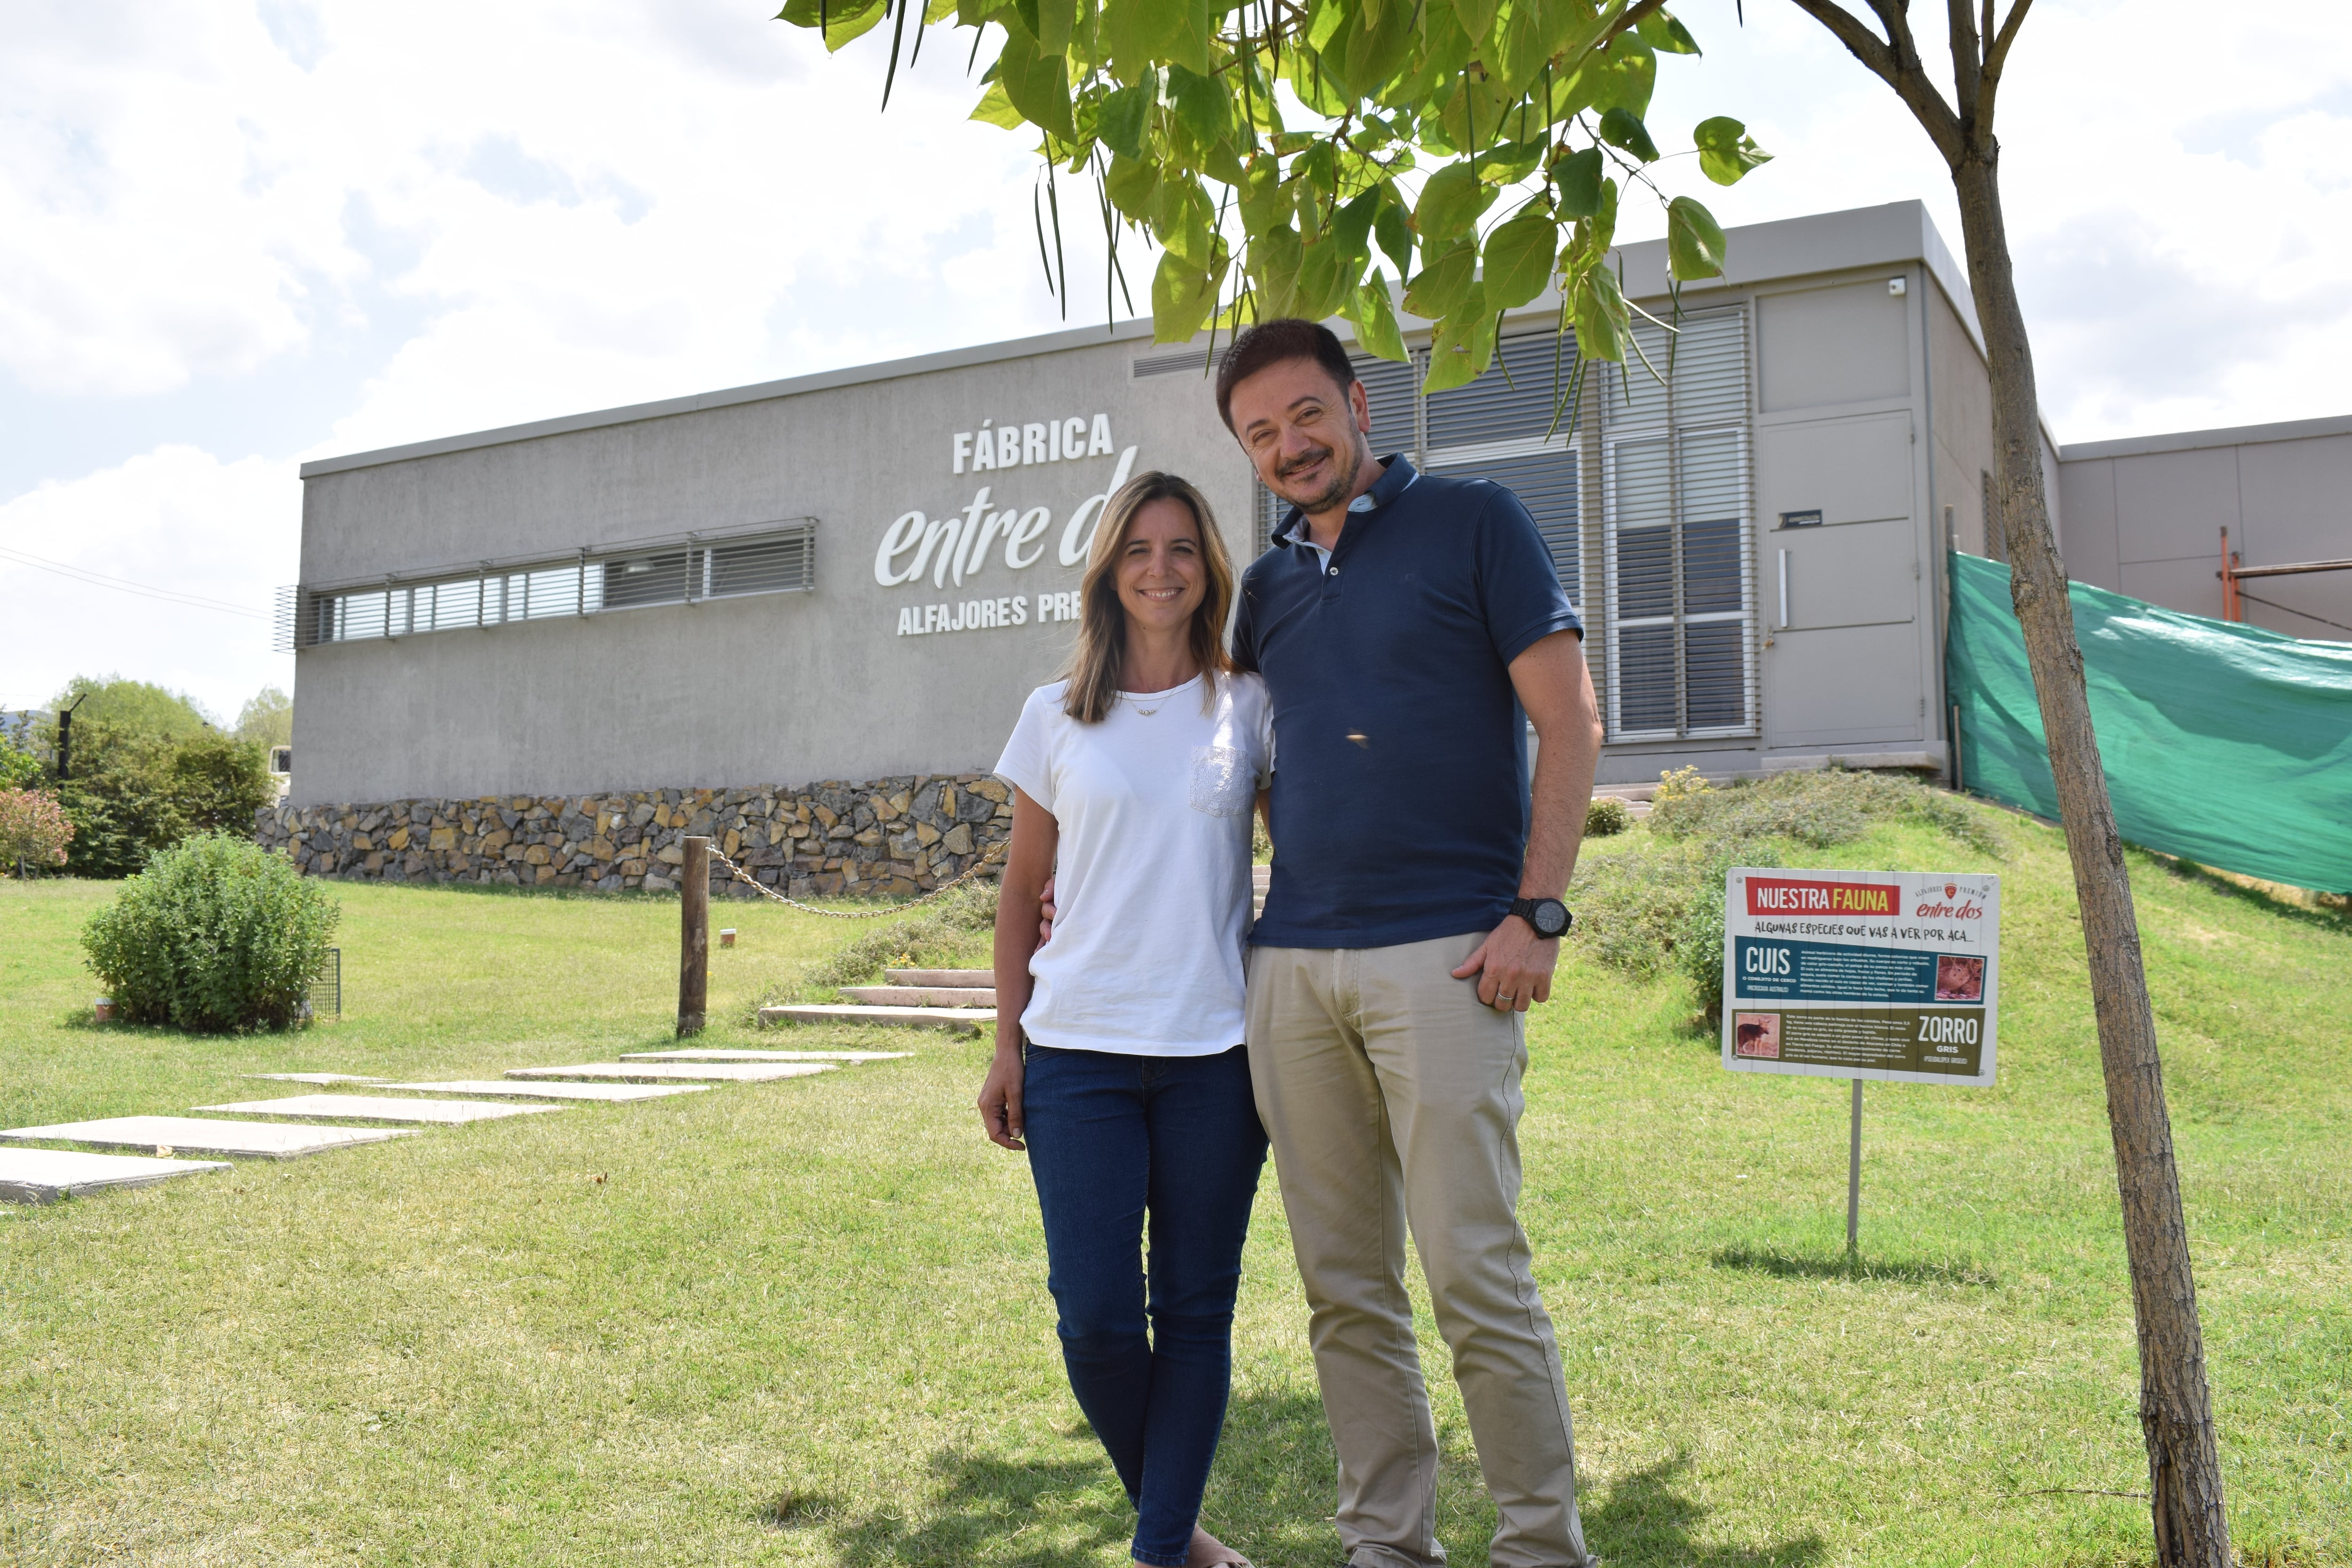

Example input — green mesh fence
[1946,550,2352,893]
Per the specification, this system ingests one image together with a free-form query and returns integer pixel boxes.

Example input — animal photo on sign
[1733,1013,1782,1059]
[1935,955,1986,1002]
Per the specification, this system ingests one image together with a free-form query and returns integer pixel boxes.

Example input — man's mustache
[1277,445,1336,479]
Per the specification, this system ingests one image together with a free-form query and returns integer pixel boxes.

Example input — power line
[0,541,268,619]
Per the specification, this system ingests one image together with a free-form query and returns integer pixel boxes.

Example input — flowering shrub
[0,787,73,873]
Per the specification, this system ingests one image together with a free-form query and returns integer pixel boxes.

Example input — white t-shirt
[993,671,1273,1056]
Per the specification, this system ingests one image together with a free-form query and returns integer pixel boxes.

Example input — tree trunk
[1949,151,2233,1566]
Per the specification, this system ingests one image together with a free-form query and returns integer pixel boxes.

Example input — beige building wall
[2057,415,2352,640]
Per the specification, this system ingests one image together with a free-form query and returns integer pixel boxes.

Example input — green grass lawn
[1,799,2346,1567]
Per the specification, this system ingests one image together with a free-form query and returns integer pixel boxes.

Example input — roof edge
[299,315,1168,479]
[2060,410,2352,462]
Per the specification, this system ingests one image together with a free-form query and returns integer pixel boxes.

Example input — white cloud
[0,446,296,719]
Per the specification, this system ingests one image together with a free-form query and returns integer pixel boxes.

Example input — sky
[5,0,2350,721]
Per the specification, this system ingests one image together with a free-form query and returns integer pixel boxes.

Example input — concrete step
[759,1003,991,1035]
[886,967,991,987]
[842,985,995,1007]
[507,1061,834,1083]
[621,1049,909,1064]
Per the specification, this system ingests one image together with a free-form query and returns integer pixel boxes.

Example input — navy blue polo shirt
[1233,455,1583,948]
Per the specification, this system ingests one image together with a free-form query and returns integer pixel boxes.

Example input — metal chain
[704,839,1006,919]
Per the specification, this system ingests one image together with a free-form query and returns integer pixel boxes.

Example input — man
[1221,318,1604,1568]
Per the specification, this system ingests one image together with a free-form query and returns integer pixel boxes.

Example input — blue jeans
[1022,1042,1269,1568]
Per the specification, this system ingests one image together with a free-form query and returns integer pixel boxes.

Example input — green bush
[82,833,340,1033]
[46,722,276,878]
[0,732,42,790]
[1571,769,2003,1021]
[1584,796,1632,837]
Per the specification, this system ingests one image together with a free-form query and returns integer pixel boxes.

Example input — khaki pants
[1246,933,1590,1568]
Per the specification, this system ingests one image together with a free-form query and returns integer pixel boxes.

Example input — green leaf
[1474,135,1547,187]
[1666,194,1725,280]
[1401,236,1477,320]
[995,26,1075,138]
[1422,286,1496,392]
[1033,0,1075,54]
[1483,203,1558,310]
[1251,224,1306,317]
[1553,146,1604,217]
[1448,0,1498,51]
[1166,0,1214,75]
[1338,0,1414,100]
[1150,174,1216,265]
[1287,46,1354,118]
[1104,151,1159,218]
[1491,0,1553,99]
[1346,270,1409,361]
[1693,115,1772,186]
[1334,186,1383,260]
[1165,63,1230,146]
[1559,32,1654,119]
[1102,0,1181,82]
[1306,0,1347,50]
[1096,80,1151,159]
[1597,106,1659,163]
[969,80,1028,130]
[1413,159,1495,243]
[1236,154,1289,236]
[1152,243,1229,342]
[779,0,888,48]
[1295,234,1353,322]
[1373,186,1413,279]
[1637,8,1701,55]
[1571,259,1629,363]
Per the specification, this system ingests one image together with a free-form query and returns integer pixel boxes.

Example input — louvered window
[1598,308,1756,740]
[1425,329,1580,593]
[281,520,817,651]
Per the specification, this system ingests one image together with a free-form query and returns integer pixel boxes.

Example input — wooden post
[678,836,710,1037]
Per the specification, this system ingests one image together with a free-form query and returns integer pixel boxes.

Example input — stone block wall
[251,775,1012,898]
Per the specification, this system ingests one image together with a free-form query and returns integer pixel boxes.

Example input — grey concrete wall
[292,331,1252,805]
[2058,415,2352,640]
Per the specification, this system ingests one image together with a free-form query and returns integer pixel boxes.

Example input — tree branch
[1947,0,1982,125]
[1978,0,2034,133]
[1784,0,1966,163]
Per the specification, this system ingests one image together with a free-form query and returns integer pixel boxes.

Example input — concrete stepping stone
[0,1115,410,1161]
[505,1061,834,1083]
[841,985,996,1007]
[0,1148,232,1205]
[621,1049,909,1064]
[245,1073,384,1085]
[759,1003,990,1035]
[378,1079,709,1103]
[885,968,993,987]
[194,1094,565,1125]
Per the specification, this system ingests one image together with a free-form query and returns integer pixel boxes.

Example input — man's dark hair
[1215,318,1357,430]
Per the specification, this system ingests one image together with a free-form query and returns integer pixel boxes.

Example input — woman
[980,471,1271,1568]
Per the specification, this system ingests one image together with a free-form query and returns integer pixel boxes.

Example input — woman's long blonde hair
[1060,471,1237,723]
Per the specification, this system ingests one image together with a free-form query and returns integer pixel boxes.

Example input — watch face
[1521,899,1570,938]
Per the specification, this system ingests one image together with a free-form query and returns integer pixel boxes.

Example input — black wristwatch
[1510,896,1573,939]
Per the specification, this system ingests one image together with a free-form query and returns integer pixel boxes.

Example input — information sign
[1721,867,2001,1088]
